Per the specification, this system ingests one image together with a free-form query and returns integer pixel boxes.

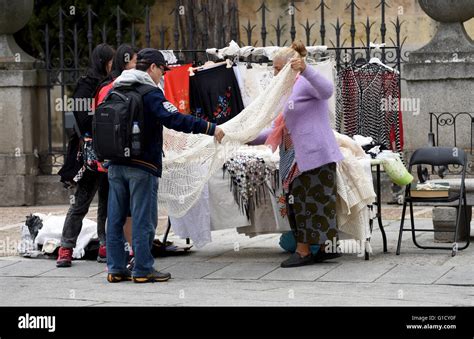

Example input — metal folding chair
[396,147,470,256]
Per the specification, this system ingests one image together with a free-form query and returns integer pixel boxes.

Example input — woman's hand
[290,57,306,73]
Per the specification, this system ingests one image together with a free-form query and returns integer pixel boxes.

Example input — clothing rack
[160,45,401,257]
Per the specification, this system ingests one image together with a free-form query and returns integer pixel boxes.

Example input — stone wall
[149,0,474,52]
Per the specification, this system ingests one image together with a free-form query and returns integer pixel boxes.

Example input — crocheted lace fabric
[158,64,297,217]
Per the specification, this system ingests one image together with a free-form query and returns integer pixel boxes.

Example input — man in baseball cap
[136,48,170,72]
[105,48,225,284]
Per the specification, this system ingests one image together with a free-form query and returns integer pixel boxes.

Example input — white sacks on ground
[33,213,97,259]
[159,63,297,218]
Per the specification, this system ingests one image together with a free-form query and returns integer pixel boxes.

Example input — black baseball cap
[137,48,170,71]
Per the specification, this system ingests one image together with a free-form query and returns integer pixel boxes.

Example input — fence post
[230,3,238,43]
[289,0,297,43]
[44,23,52,154]
[272,18,286,46]
[145,5,151,48]
[115,6,122,46]
[243,19,256,46]
[315,0,329,46]
[86,5,94,59]
[347,0,359,62]
[378,0,387,62]
[173,0,180,50]
[58,7,66,151]
[300,19,314,47]
[257,0,269,47]
[332,18,343,71]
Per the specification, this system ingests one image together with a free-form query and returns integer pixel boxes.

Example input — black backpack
[92,84,156,160]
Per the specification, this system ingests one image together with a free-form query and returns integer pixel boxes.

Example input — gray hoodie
[113,69,164,91]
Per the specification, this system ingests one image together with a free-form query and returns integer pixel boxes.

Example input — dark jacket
[58,74,101,186]
[73,75,101,136]
[112,87,216,177]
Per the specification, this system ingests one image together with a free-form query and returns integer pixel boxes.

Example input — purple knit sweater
[251,65,344,172]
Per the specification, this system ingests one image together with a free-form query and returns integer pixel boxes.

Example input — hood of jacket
[113,69,158,88]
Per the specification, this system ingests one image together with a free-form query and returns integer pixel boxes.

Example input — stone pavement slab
[205,262,279,280]
[434,265,474,286]
[0,259,19,269]
[39,261,106,278]
[165,262,232,279]
[317,262,397,283]
[206,247,288,263]
[375,264,454,284]
[0,260,56,277]
[261,262,340,281]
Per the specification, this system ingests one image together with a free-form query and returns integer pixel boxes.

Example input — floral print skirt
[286,162,338,245]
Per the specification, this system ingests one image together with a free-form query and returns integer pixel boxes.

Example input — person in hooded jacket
[56,43,115,267]
[106,49,225,283]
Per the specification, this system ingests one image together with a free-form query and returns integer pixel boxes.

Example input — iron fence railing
[38,0,407,172]
[426,112,474,175]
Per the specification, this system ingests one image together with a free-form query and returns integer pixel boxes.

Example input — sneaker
[56,247,73,268]
[107,270,132,283]
[280,252,314,268]
[97,245,107,263]
[133,270,171,283]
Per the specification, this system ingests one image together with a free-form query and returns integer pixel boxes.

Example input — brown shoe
[133,270,171,283]
[107,271,132,283]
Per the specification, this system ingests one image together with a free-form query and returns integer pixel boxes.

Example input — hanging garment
[169,183,212,248]
[159,50,178,64]
[189,65,244,124]
[335,63,403,153]
[236,63,274,106]
[164,63,192,114]
[159,63,296,218]
[232,65,248,107]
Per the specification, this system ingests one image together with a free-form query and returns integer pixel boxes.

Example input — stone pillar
[0,0,46,206]
[403,0,474,154]
[432,206,471,242]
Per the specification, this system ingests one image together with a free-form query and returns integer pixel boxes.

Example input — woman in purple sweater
[252,41,344,268]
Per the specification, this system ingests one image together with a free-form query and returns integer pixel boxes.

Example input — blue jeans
[107,165,158,277]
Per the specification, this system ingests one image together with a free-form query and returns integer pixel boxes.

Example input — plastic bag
[17,225,36,255]
[34,213,98,259]
[377,151,413,186]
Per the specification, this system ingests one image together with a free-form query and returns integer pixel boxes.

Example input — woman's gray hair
[272,47,298,64]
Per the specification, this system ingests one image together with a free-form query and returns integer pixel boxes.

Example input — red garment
[265,113,286,152]
[96,81,114,107]
[164,64,192,114]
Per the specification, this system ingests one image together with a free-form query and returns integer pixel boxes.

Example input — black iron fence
[427,112,474,175]
[38,0,407,173]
